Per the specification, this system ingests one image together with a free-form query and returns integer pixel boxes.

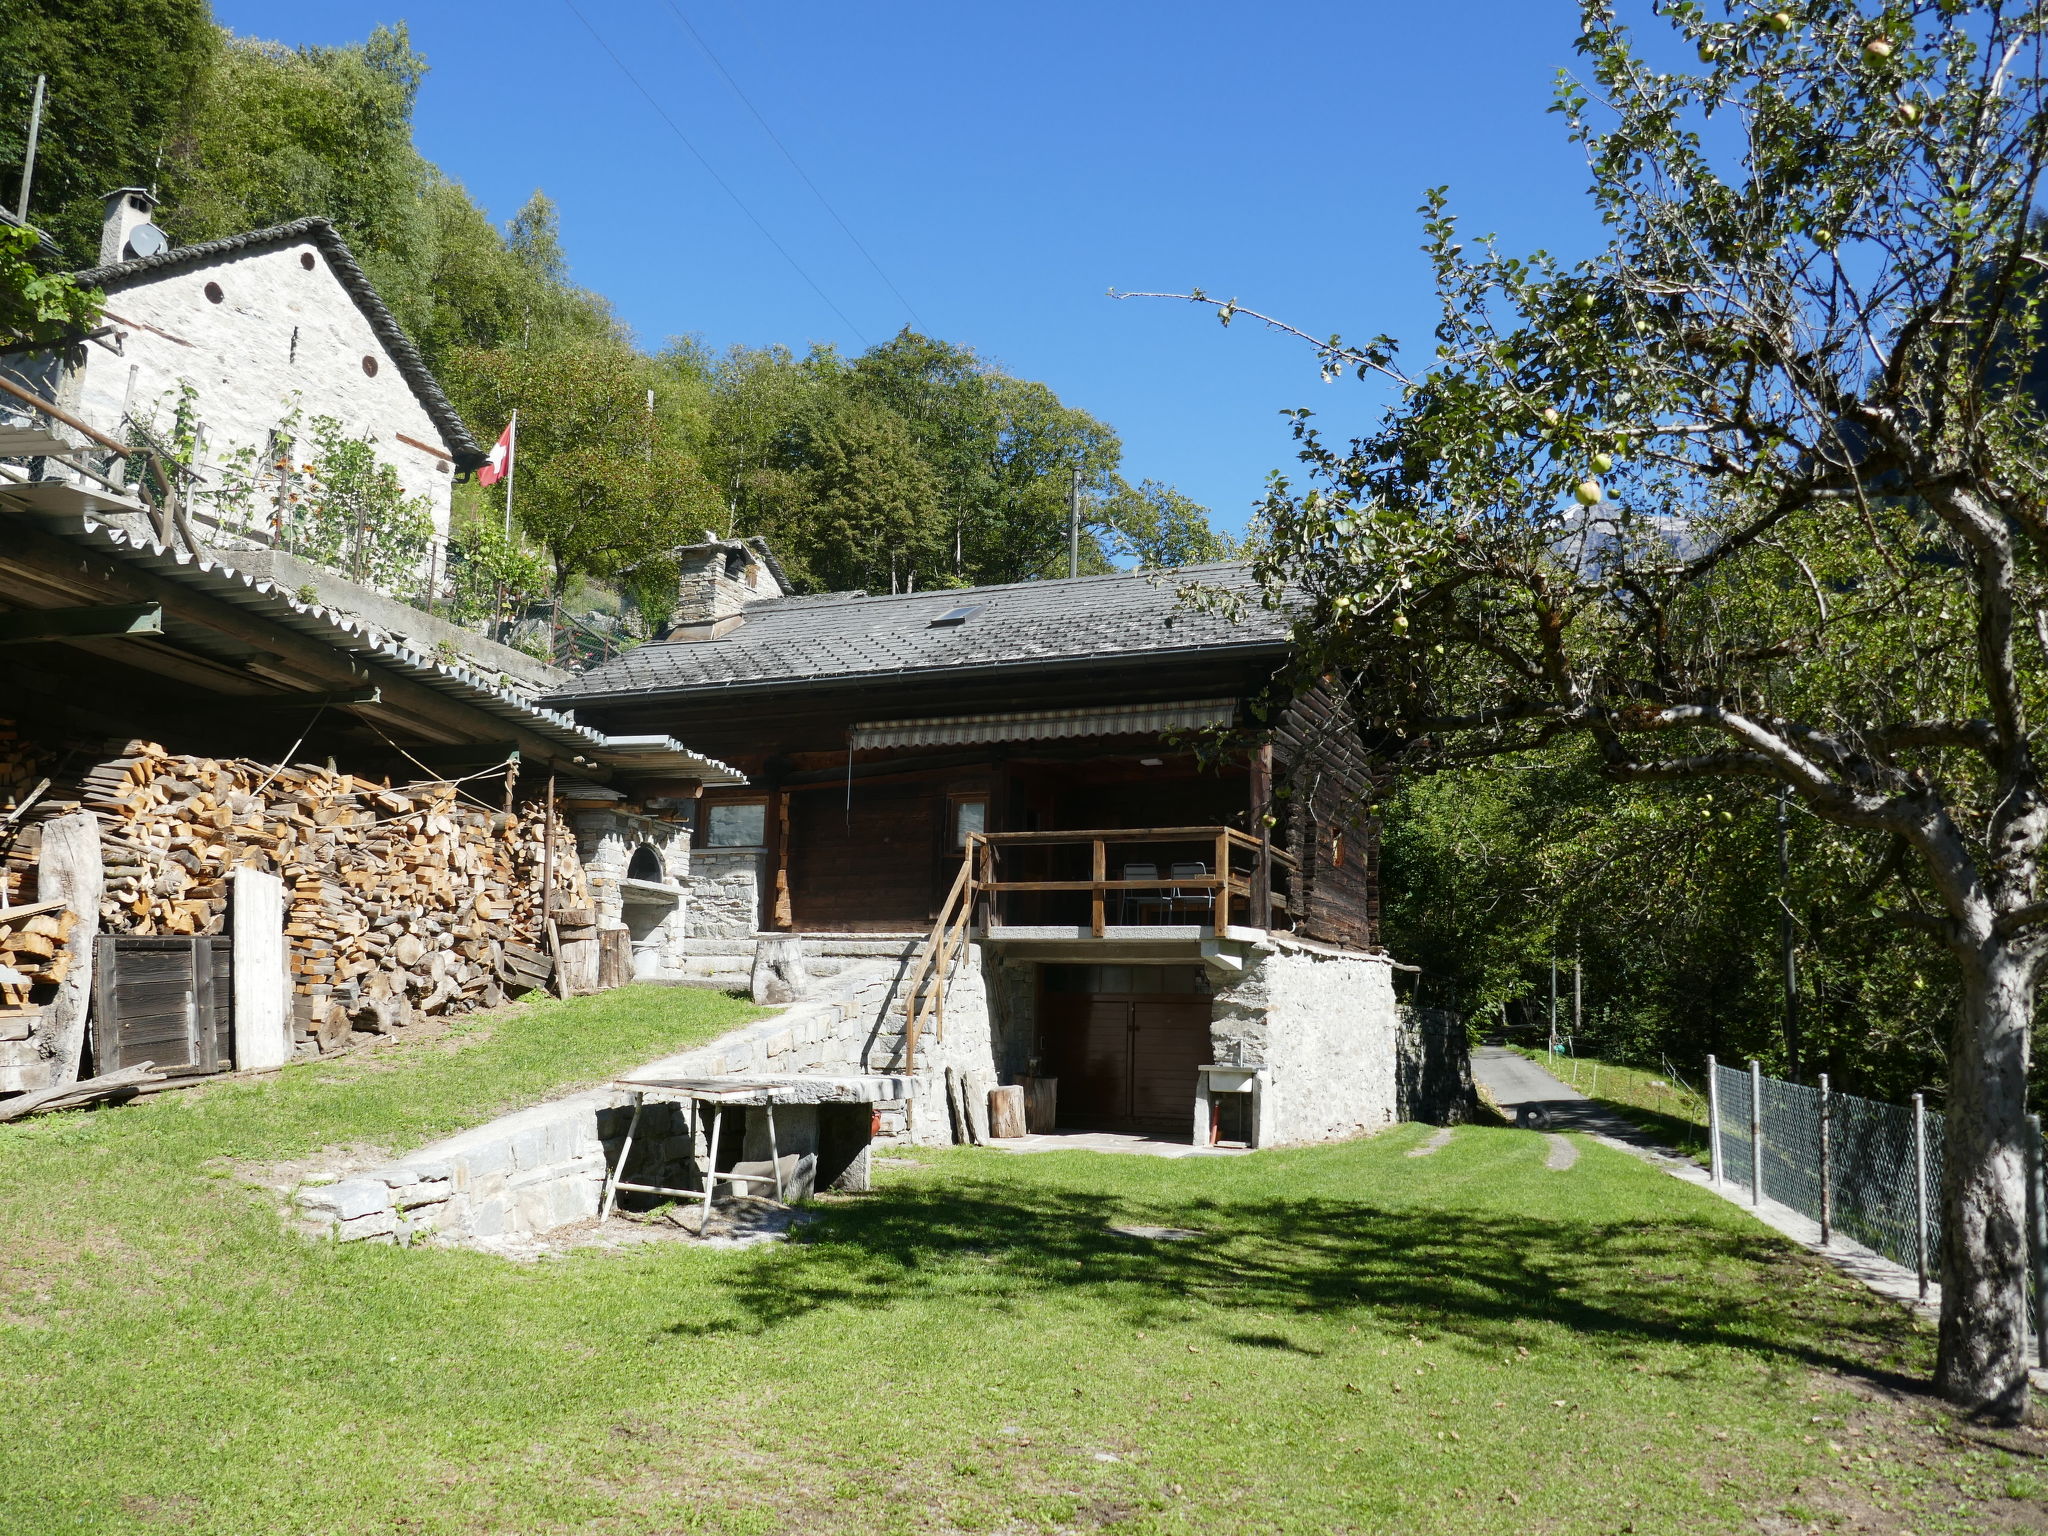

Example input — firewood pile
[62,740,592,1043]
[0,898,76,1000]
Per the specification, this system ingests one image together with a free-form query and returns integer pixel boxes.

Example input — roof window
[929,603,985,627]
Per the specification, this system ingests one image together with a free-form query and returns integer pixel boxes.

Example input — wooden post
[1214,828,1231,932]
[229,867,291,1070]
[772,790,793,930]
[38,811,102,1087]
[1090,838,1105,937]
[1250,742,1273,931]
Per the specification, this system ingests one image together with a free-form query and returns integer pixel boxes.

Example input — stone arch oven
[560,785,693,980]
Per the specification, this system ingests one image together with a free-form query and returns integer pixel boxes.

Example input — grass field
[0,986,2039,1534]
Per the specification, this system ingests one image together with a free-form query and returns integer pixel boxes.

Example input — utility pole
[1777,785,1801,1079]
[1068,465,1082,579]
[1573,953,1582,1041]
[16,75,45,223]
[1548,957,1558,1056]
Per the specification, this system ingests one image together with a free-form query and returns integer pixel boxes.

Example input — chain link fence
[1709,1058,1955,1285]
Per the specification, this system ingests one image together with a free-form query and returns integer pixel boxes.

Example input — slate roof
[73,217,486,471]
[548,563,1294,705]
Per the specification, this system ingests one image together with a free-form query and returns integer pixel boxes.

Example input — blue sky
[212,1,1608,537]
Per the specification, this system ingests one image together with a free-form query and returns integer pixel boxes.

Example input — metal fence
[1708,1058,1954,1289]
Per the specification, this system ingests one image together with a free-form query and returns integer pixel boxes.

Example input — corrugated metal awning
[850,698,1238,752]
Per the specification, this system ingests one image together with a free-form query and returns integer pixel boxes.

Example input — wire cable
[660,0,925,331]
[561,0,869,345]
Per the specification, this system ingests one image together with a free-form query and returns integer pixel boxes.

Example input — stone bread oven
[561,784,691,980]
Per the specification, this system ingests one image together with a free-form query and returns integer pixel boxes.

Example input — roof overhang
[849,698,1239,751]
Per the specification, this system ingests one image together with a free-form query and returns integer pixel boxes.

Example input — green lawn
[0,986,2034,1535]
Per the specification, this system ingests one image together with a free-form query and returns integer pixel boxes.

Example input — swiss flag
[478,421,514,487]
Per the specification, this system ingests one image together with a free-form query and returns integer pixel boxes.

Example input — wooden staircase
[899,834,985,1074]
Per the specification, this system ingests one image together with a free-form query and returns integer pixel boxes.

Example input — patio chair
[1166,861,1215,922]
[1120,862,1167,923]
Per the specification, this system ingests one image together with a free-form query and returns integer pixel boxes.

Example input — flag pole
[502,408,519,540]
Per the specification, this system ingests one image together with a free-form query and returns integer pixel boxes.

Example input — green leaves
[0,225,98,344]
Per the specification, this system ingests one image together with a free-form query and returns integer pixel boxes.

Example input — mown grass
[0,987,2032,1535]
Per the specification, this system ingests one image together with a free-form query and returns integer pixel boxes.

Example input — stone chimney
[664,536,785,641]
[98,187,159,266]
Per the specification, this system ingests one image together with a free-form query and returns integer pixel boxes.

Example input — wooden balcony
[966,826,1295,938]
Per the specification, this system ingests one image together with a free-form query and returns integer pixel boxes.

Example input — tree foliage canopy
[1193,0,2048,1420]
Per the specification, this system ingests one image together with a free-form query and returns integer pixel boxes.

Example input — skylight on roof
[928,603,985,627]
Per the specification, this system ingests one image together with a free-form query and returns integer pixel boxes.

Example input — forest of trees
[0,2,1233,629]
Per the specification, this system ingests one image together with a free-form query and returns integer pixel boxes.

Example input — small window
[300,251,316,271]
[702,801,766,847]
[952,798,987,849]
[361,355,379,378]
[203,281,224,304]
[929,603,984,627]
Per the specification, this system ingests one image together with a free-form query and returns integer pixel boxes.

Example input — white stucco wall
[68,237,455,571]
[1208,939,1400,1146]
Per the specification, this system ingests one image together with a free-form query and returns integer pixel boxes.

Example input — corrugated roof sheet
[25,515,745,785]
[548,563,1291,704]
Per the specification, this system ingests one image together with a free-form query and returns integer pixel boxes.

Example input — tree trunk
[1936,946,2035,1423]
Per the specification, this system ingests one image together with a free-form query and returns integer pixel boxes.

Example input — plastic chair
[1167,861,1214,921]
[1120,861,1164,923]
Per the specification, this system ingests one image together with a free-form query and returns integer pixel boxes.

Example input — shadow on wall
[1398,1006,1474,1125]
[670,1164,1919,1395]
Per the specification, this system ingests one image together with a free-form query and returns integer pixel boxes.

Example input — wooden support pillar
[1090,837,1105,937]
[1250,741,1274,931]
[38,811,101,1087]
[229,867,291,1070]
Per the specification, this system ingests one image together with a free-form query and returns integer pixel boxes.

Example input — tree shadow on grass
[669,1174,1922,1391]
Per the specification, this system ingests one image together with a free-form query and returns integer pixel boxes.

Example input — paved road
[1471,1045,1656,1140]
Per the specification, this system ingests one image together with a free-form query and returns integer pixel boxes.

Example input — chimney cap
[102,186,157,207]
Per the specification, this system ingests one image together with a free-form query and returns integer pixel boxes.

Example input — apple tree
[1162,0,2048,1420]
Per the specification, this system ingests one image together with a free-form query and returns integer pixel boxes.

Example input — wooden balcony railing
[969,826,1295,938]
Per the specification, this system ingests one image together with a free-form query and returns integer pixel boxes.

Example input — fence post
[2030,1112,2047,1369]
[1912,1092,1929,1300]
[1817,1072,1833,1248]
[1706,1054,1723,1186]
[1749,1059,1764,1207]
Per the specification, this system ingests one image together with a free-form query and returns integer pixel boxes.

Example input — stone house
[549,540,1469,1149]
[2,190,484,594]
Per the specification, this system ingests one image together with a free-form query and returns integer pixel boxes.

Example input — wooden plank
[230,868,290,1070]
[38,811,101,1087]
[0,602,162,645]
[189,933,216,1073]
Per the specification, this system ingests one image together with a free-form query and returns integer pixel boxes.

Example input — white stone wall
[569,808,693,979]
[1208,938,1400,1146]
[690,848,763,937]
[70,238,456,568]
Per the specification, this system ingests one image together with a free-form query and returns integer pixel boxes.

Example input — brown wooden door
[788,782,937,931]
[1040,992,1211,1133]
[93,936,232,1077]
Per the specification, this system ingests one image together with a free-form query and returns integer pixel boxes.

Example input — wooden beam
[0,518,594,769]
[0,602,161,645]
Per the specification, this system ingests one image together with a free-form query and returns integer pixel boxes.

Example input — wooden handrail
[901,833,980,1075]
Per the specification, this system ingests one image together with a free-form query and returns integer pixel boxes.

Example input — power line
[660,0,924,332]
[560,0,869,345]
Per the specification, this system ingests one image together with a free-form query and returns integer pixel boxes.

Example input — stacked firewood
[0,898,75,1006]
[0,721,59,907]
[71,741,590,1042]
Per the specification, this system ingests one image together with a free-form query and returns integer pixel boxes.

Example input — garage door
[1040,988,1212,1134]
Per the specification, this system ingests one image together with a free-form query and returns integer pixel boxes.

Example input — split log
[0,1061,162,1122]
[35,812,100,1088]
